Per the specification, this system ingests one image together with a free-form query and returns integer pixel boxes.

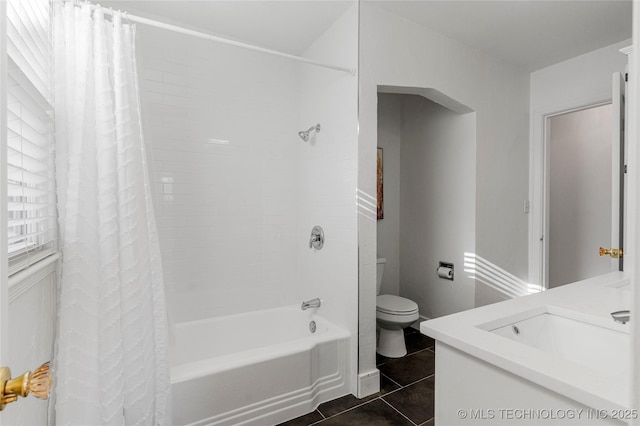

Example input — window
[6,0,55,275]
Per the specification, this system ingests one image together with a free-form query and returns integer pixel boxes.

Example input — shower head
[298,124,321,142]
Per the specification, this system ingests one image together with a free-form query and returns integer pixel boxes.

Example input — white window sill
[8,252,60,303]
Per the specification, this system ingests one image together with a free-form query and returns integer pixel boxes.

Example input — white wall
[377,94,476,318]
[3,267,56,425]
[549,105,613,287]
[297,3,359,395]
[376,94,402,296]
[529,40,631,286]
[399,95,476,319]
[358,3,530,391]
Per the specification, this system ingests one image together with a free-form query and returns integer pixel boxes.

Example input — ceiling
[372,0,632,71]
[101,0,632,72]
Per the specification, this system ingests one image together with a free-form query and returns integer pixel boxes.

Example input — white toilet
[376,258,419,358]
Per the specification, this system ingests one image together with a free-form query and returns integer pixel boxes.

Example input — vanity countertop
[421,271,630,411]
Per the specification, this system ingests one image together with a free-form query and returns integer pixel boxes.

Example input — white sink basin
[477,306,629,377]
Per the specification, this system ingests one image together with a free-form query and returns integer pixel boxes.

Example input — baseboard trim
[356,369,380,399]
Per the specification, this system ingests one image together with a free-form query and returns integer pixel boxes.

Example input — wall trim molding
[8,252,59,303]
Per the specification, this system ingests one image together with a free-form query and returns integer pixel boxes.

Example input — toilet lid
[376,295,418,314]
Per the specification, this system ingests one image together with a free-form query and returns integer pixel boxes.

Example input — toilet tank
[376,258,386,295]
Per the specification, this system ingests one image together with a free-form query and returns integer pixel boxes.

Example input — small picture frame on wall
[377,147,384,220]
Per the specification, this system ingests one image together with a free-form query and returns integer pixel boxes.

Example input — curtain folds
[53,3,170,425]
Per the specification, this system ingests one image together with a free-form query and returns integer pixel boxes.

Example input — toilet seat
[376,294,418,315]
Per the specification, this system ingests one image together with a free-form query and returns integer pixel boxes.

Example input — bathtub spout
[301,298,321,311]
[611,310,630,324]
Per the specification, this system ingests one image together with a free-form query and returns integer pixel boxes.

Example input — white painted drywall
[548,105,613,287]
[297,3,359,395]
[530,40,630,114]
[399,95,476,319]
[4,273,56,425]
[359,3,530,385]
[529,40,630,285]
[377,94,477,318]
[376,94,402,297]
[358,2,529,369]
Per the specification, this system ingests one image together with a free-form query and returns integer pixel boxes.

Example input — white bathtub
[170,305,351,426]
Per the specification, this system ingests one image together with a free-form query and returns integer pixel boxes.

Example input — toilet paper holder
[437,262,454,281]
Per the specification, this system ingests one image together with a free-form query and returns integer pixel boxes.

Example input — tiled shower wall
[136,27,301,322]
[135,2,358,351]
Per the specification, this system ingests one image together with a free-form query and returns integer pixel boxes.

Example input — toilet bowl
[376,258,419,358]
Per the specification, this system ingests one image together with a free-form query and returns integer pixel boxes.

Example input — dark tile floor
[278,327,435,426]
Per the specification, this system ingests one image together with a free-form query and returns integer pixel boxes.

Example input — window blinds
[6,0,55,275]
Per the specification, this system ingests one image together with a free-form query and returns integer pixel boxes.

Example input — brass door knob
[599,247,623,259]
[0,361,52,410]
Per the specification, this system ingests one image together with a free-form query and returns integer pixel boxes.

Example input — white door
[610,71,626,272]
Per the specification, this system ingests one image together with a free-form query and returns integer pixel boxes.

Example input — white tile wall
[137,28,300,322]
[136,4,359,338]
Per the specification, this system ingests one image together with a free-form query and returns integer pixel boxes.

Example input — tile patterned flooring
[278,328,436,426]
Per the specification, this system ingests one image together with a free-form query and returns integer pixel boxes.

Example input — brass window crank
[0,361,52,410]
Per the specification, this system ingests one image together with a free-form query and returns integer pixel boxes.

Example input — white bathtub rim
[171,304,319,330]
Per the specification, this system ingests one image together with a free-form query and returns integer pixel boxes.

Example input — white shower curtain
[53,3,170,425]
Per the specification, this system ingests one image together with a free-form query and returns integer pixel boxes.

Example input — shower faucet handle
[309,226,324,250]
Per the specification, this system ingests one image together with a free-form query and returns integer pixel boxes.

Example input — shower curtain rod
[97,6,356,76]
